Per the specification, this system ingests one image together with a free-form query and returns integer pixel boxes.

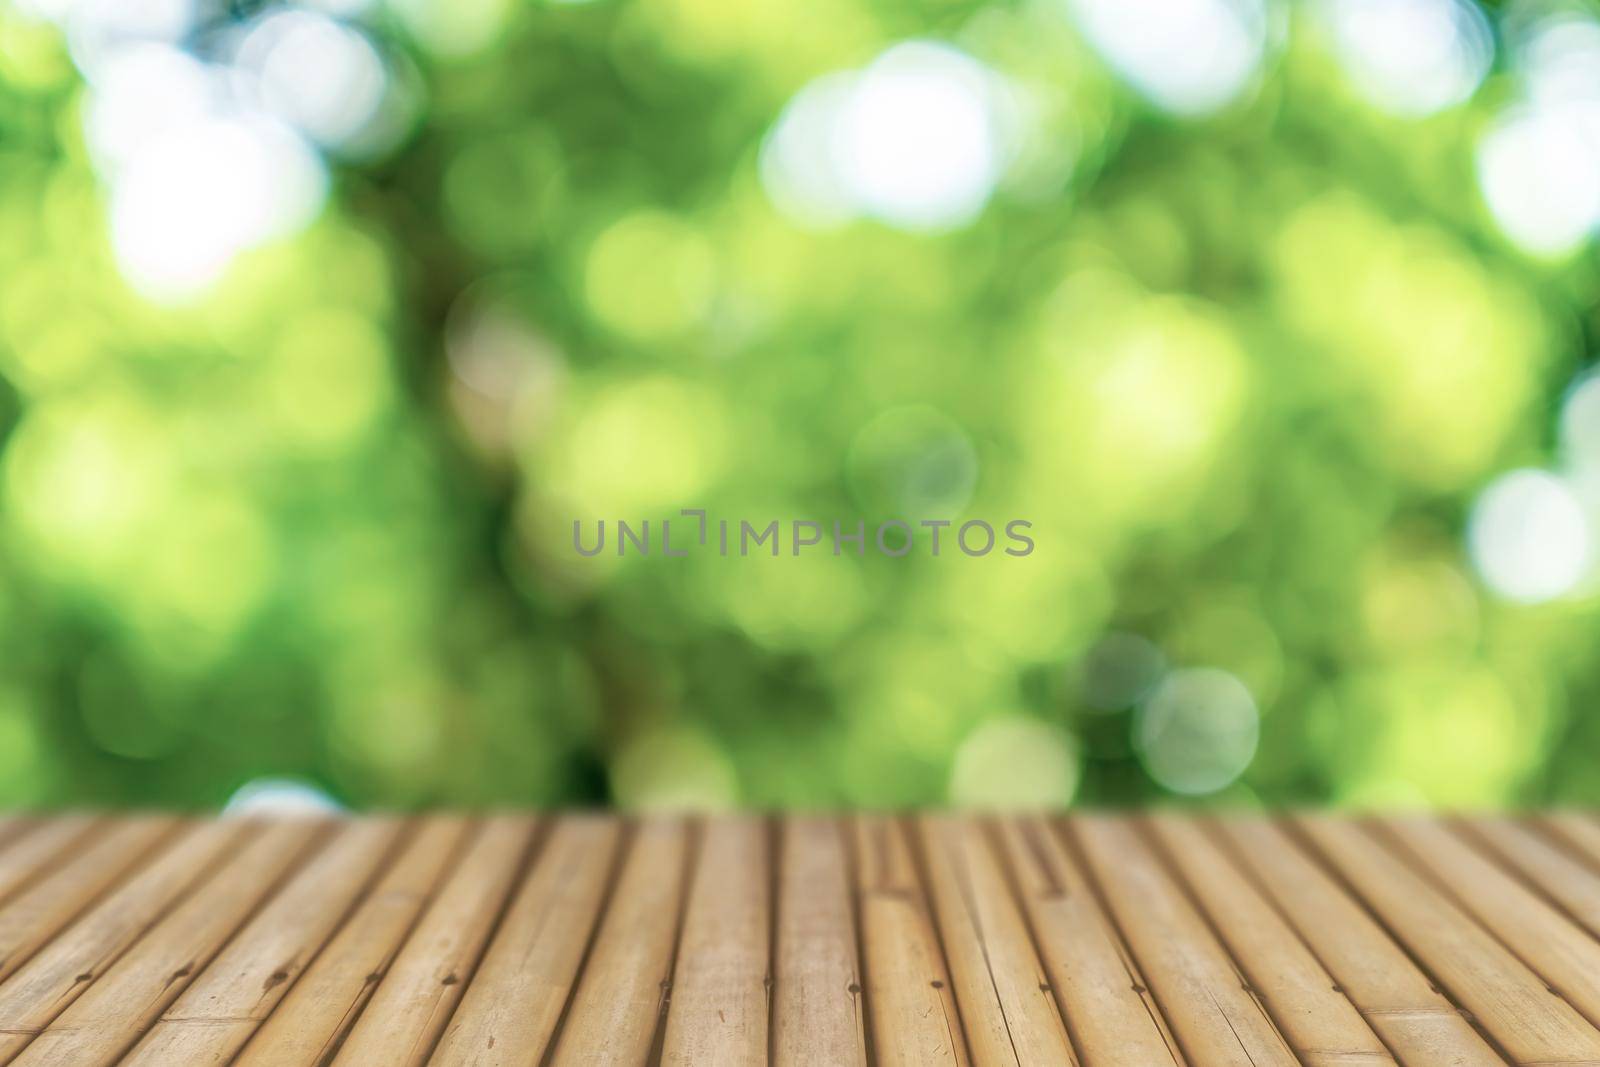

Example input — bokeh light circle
[1067,0,1267,116]
[1079,631,1166,712]
[1561,373,1600,470]
[949,716,1079,807]
[1320,0,1492,118]
[611,727,738,810]
[109,114,325,300]
[224,777,344,816]
[1135,667,1259,795]
[1478,108,1600,257]
[761,42,1010,232]
[838,42,1007,232]
[1468,469,1591,603]
[235,10,389,152]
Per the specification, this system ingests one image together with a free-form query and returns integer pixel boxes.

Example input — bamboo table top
[0,816,1596,1066]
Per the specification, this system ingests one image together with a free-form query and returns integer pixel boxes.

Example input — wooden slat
[661,815,769,1066]
[7,820,326,1067]
[428,814,621,1066]
[1145,815,1395,1066]
[547,817,691,1067]
[1461,815,1600,940]
[916,816,1078,1067]
[118,817,405,1067]
[0,818,101,909]
[0,823,46,877]
[4,811,1600,1061]
[1295,814,1600,1063]
[1380,816,1600,1032]
[852,815,969,1067]
[771,816,867,1067]
[0,819,244,1064]
[231,816,470,1066]
[993,815,1182,1065]
[1540,811,1600,873]
[330,815,535,1067]
[0,822,36,856]
[1070,814,1297,1066]
[0,817,178,985]
[1215,818,1502,1066]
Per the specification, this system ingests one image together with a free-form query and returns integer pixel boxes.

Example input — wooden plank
[915,816,1078,1067]
[329,815,535,1067]
[661,815,769,1067]
[6,819,326,1067]
[851,815,969,1067]
[0,817,101,908]
[1069,815,1297,1067]
[1145,815,1394,1066]
[0,817,178,985]
[771,816,867,1067]
[428,814,622,1067]
[118,817,406,1067]
[1540,811,1600,873]
[1461,815,1600,940]
[11,812,1600,1062]
[1215,818,1502,1066]
[232,815,471,1066]
[0,820,34,851]
[1379,816,1600,1032]
[993,815,1182,1066]
[0,821,42,866]
[547,817,691,1067]
[0,819,245,1064]
[1295,814,1600,1063]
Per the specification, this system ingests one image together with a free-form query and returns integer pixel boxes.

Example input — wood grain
[1216,817,1503,1067]
[330,815,535,1067]
[0,812,1596,1065]
[1295,813,1600,1063]
[661,815,769,1067]
[915,815,1077,1067]
[231,816,471,1066]
[994,815,1181,1066]
[118,817,405,1067]
[546,816,691,1067]
[428,814,621,1067]
[1146,814,1394,1066]
[852,815,969,1067]
[1378,816,1600,1033]
[0,818,101,908]
[1071,814,1297,1067]
[0,818,246,1064]
[0,817,179,987]
[1460,815,1600,941]
[771,816,867,1067]
[8,819,326,1067]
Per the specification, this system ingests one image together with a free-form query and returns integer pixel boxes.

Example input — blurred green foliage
[2,0,1600,810]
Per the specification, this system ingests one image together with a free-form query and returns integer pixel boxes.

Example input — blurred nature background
[2,0,1600,811]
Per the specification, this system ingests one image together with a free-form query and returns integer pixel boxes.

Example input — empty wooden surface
[3,813,1600,1064]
